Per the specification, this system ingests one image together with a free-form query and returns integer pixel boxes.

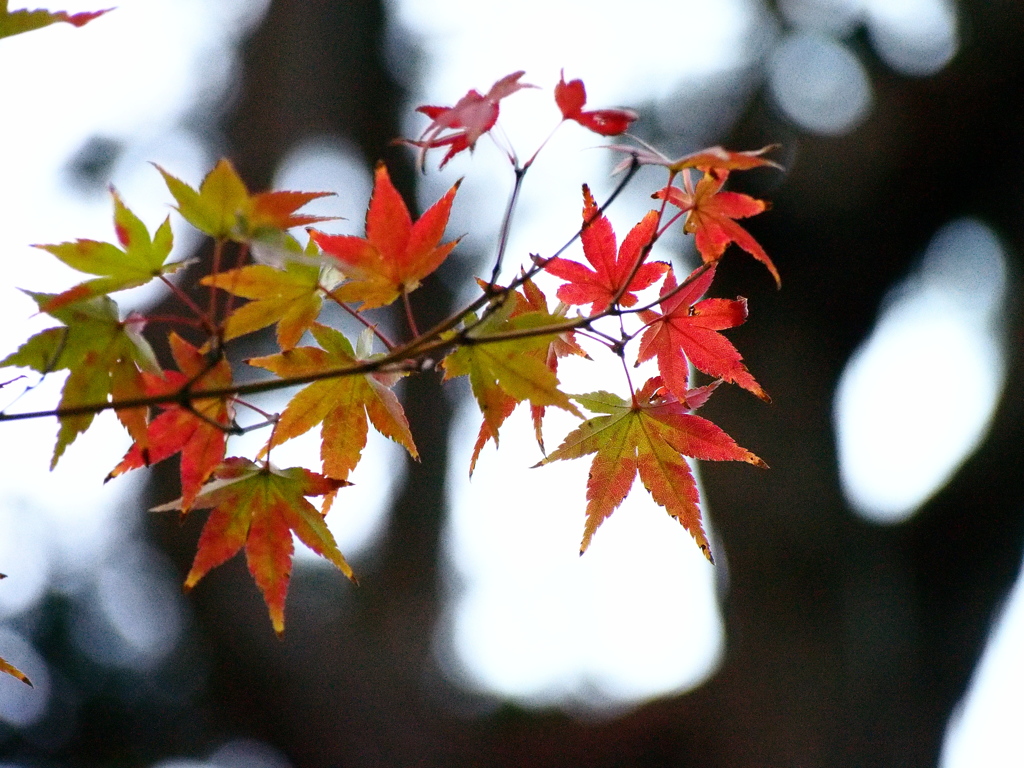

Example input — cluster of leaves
[0,1,114,687]
[0,64,779,648]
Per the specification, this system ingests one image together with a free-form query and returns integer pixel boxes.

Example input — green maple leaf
[35,189,184,314]
[247,324,418,481]
[458,279,588,474]
[0,2,110,40]
[0,293,159,468]
[536,377,765,560]
[156,159,335,242]
[442,297,582,456]
[152,457,354,636]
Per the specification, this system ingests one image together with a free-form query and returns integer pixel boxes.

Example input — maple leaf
[0,575,31,686]
[107,333,234,510]
[655,169,780,287]
[0,293,159,468]
[152,457,353,636]
[464,278,589,473]
[0,1,110,39]
[636,264,767,402]
[156,159,335,242]
[555,70,637,136]
[35,188,185,314]
[247,323,418,481]
[0,654,30,686]
[544,184,668,314]
[309,163,460,310]
[442,293,582,463]
[402,71,536,170]
[536,377,765,560]
[609,141,781,175]
[201,260,331,351]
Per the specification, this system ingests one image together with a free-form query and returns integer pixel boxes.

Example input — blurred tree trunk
[148,1,1024,766]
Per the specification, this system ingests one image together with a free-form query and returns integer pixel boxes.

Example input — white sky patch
[391,0,760,107]
[768,31,872,135]
[0,627,51,727]
[834,219,1007,523]
[441,331,723,707]
[941,547,1024,767]
[863,0,958,76]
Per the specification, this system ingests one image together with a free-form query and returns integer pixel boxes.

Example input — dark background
[6,0,1024,765]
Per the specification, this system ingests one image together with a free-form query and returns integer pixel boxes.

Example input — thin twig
[488,164,528,289]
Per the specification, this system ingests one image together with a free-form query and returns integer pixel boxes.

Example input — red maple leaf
[309,163,460,309]
[554,70,638,136]
[536,376,765,559]
[655,169,779,286]
[107,333,234,510]
[544,185,668,314]
[402,71,536,170]
[152,458,353,636]
[636,264,767,402]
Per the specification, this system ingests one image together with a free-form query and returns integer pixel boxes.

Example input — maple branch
[0,309,587,425]
[233,417,278,435]
[488,163,528,289]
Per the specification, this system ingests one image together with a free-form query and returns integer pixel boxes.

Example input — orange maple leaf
[107,333,234,510]
[544,185,668,314]
[201,261,326,351]
[309,163,461,310]
[636,264,767,402]
[248,323,418,481]
[655,169,779,287]
[536,377,765,560]
[0,576,30,686]
[609,142,781,175]
[152,457,353,636]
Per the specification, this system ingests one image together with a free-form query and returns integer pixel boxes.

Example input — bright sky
[0,0,1018,763]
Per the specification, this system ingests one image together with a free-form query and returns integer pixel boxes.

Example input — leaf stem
[401,286,420,338]
[323,285,395,350]
[159,274,216,336]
